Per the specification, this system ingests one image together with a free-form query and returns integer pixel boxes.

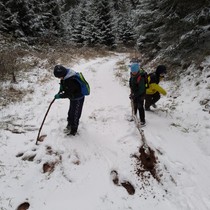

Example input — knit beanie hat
[54,65,67,78]
[130,63,140,73]
[156,65,167,75]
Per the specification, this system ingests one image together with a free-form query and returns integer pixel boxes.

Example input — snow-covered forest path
[0,53,210,210]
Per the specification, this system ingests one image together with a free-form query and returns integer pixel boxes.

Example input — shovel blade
[37,134,47,142]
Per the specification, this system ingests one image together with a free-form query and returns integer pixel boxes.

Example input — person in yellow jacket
[145,65,167,111]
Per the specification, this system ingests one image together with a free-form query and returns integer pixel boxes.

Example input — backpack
[137,69,149,89]
[74,72,90,96]
[148,72,160,84]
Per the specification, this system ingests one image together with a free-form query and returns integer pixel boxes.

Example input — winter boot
[151,103,157,108]
[141,121,146,126]
[145,107,151,111]
[67,127,77,136]
[64,123,71,133]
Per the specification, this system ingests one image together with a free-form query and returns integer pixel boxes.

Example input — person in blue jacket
[54,65,85,136]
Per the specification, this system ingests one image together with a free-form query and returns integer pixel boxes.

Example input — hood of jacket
[64,68,76,80]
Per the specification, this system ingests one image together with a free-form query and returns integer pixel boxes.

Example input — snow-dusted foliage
[0,0,210,68]
[0,0,63,42]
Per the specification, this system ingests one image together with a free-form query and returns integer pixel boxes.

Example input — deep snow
[0,53,210,210]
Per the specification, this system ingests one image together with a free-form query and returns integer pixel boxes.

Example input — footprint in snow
[110,170,135,195]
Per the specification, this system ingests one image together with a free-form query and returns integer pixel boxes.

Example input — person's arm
[150,83,167,95]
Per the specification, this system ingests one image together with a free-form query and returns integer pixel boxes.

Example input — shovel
[36,98,55,145]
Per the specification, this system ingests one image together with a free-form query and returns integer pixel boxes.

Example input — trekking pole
[36,98,55,145]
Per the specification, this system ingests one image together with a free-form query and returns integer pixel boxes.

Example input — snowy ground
[0,53,210,210]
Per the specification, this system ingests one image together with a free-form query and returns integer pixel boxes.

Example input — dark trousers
[133,95,145,122]
[145,92,160,109]
[67,97,84,132]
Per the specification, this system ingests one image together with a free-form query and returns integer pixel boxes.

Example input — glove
[54,93,61,99]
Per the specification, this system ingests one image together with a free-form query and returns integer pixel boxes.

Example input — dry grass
[0,43,122,107]
[0,38,139,109]
[0,49,28,81]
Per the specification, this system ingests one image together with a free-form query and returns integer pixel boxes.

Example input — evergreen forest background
[0,0,210,73]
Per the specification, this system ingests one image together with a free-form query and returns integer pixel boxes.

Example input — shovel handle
[36,98,55,145]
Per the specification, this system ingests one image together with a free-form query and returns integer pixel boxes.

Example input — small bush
[0,49,28,82]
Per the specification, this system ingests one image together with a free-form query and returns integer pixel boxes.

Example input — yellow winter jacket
[146,76,167,95]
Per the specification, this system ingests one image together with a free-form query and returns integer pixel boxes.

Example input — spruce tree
[95,0,115,47]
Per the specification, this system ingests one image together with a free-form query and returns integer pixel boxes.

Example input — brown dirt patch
[16,202,30,210]
[43,162,56,173]
[132,145,161,183]
[121,181,135,195]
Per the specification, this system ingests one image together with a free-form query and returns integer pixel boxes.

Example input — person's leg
[67,100,74,127]
[133,98,138,115]
[138,96,145,123]
[69,97,85,135]
[145,94,153,110]
[151,92,160,105]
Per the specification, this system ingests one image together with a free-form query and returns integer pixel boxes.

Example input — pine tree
[67,0,116,47]
[95,0,116,47]
[132,0,159,51]
[70,1,88,44]
[1,0,35,37]
[31,0,62,38]
[82,0,99,46]
[112,0,135,46]
[0,0,63,42]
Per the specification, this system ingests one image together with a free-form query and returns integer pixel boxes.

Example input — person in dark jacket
[145,65,167,111]
[129,63,147,126]
[54,65,85,136]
